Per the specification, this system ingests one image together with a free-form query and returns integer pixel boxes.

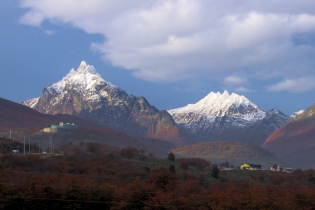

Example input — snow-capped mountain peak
[23,61,119,109]
[290,110,305,118]
[76,61,98,75]
[167,90,291,146]
[47,61,116,94]
[168,90,261,118]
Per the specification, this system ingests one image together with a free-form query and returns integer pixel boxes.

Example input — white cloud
[18,0,315,88]
[234,87,253,93]
[268,77,315,93]
[224,75,247,86]
[44,30,55,35]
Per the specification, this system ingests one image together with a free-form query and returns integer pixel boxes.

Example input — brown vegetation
[0,143,315,209]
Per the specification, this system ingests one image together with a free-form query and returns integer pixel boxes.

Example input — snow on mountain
[169,90,257,115]
[168,90,265,124]
[24,61,119,107]
[22,97,39,108]
[290,110,305,118]
[168,90,291,146]
[48,61,117,94]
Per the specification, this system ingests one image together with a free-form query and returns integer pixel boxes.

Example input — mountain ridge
[262,103,315,169]
[22,61,188,146]
[168,91,291,146]
[168,90,264,118]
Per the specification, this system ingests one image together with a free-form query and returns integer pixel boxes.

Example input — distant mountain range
[2,95,285,165]
[18,60,315,168]
[22,61,297,147]
[22,61,188,146]
[168,91,291,146]
[263,103,315,169]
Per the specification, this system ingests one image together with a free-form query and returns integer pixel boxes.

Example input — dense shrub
[180,159,189,170]
[169,164,176,173]
[179,158,209,171]
[120,147,139,158]
[167,152,175,162]
[212,166,220,179]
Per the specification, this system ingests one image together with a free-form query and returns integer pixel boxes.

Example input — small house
[43,122,78,132]
[12,150,20,155]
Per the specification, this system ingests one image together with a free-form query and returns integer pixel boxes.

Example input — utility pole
[52,137,54,154]
[29,138,30,154]
[24,135,25,156]
[0,142,2,156]
[49,136,52,154]
[36,140,40,153]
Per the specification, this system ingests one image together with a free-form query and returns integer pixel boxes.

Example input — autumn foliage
[0,143,315,209]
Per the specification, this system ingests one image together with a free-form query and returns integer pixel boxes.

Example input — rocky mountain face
[23,61,187,145]
[168,91,291,146]
[263,103,315,169]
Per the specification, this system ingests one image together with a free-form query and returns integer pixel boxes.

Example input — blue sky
[1,0,315,115]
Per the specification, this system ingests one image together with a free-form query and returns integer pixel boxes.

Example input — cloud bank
[19,0,315,92]
[268,77,315,93]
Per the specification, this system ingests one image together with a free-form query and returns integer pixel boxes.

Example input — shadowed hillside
[0,97,175,157]
[263,103,315,169]
[31,129,175,157]
[0,97,103,135]
[171,141,284,167]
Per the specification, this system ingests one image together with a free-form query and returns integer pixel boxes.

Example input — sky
[1,0,315,115]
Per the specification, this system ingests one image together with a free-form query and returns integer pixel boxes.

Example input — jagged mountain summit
[168,90,266,121]
[23,61,187,145]
[23,61,118,110]
[168,91,291,146]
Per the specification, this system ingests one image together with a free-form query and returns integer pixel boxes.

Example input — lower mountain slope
[0,97,103,135]
[0,97,175,157]
[171,141,284,167]
[31,129,175,157]
[263,103,315,170]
